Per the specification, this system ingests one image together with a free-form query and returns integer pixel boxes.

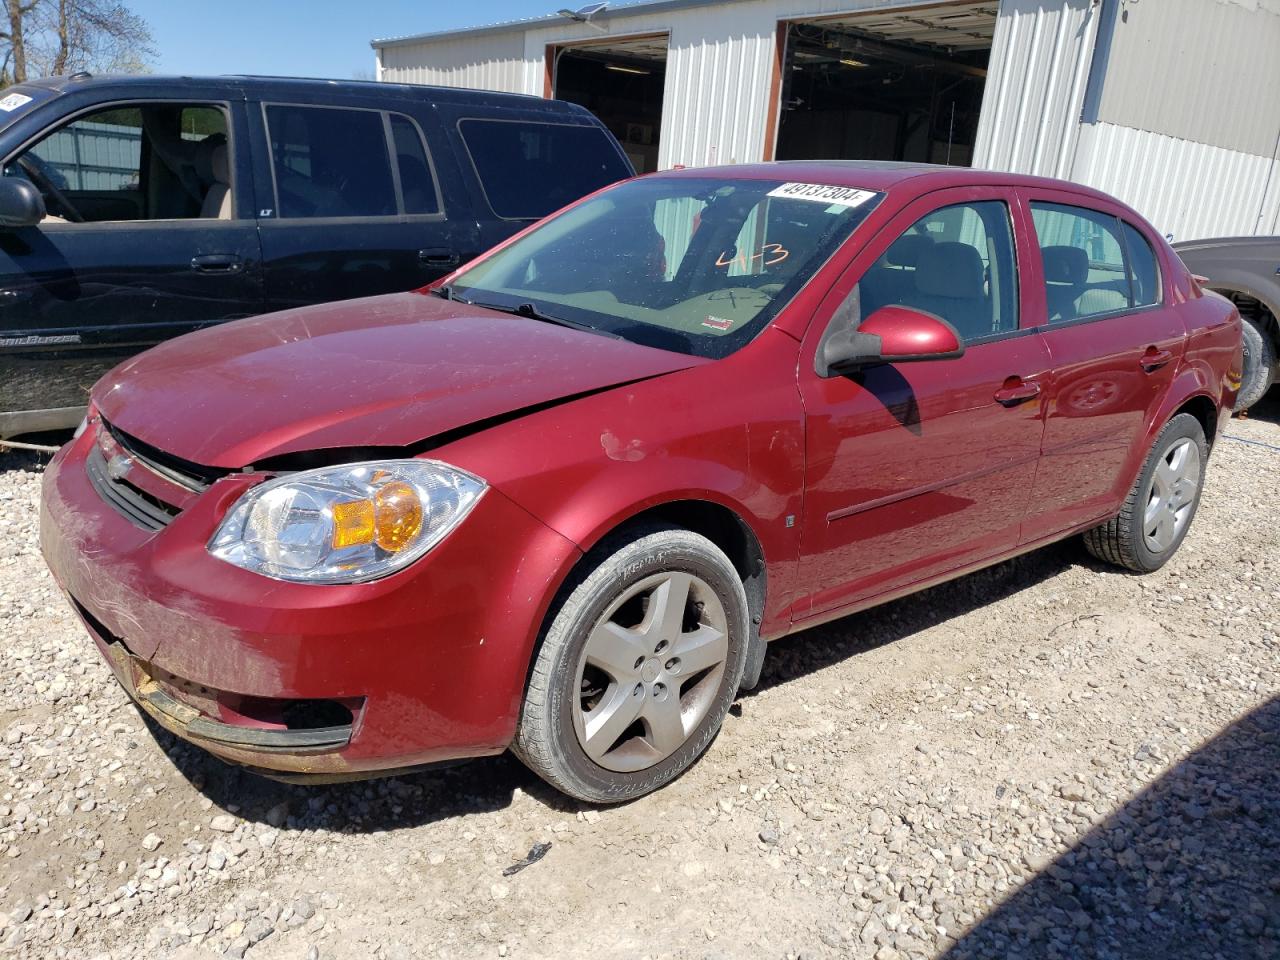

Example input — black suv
[0,74,632,440]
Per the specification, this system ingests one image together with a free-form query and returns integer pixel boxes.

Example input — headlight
[208,459,485,584]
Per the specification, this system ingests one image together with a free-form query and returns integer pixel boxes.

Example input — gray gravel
[1,398,1277,960]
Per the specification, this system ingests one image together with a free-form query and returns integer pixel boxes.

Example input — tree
[0,0,152,85]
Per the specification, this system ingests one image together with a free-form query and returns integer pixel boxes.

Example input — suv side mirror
[818,304,964,376]
[0,177,46,228]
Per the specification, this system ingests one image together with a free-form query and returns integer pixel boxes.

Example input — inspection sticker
[702,316,734,331]
[767,182,877,208]
[0,93,32,112]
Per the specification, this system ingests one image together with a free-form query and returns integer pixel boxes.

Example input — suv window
[859,200,1019,342]
[266,105,397,219]
[4,103,231,223]
[388,114,440,216]
[458,119,628,220]
[1031,202,1158,322]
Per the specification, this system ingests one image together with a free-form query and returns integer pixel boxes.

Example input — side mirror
[818,304,964,377]
[0,177,46,228]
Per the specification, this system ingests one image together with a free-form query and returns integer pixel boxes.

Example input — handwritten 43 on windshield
[715,243,789,270]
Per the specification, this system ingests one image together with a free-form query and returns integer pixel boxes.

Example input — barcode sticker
[0,93,32,112]
[766,182,877,208]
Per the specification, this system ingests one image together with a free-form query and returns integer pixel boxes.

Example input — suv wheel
[513,525,748,803]
[1083,413,1208,573]
[1235,314,1275,412]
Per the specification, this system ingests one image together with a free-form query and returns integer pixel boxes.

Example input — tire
[1235,314,1275,412]
[1083,413,1209,573]
[512,525,749,803]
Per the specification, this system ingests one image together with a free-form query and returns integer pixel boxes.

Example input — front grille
[85,446,178,531]
[103,420,226,491]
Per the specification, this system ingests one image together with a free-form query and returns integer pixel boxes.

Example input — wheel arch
[531,495,772,695]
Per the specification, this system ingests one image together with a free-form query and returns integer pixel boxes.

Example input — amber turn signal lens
[331,499,375,549]
[373,481,424,551]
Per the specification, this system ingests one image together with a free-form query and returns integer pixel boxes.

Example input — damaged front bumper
[41,425,582,779]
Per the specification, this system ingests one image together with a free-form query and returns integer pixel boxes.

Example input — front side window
[450,177,882,358]
[1031,202,1157,322]
[266,105,396,218]
[458,119,631,220]
[4,103,231,223]
[858,200,1019,342]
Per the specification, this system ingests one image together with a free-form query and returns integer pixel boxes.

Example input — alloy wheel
[1143,437,1201,553]
[573,571,729,773]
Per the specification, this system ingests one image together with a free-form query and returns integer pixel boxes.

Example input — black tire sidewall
[1128,414,1208,571]
[1236,315,1275,412]
[536,531,748,803]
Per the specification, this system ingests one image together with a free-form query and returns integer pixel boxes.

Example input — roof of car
[653,160,1120,203]
[13,72,555,107]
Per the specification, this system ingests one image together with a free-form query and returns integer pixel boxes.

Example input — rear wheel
[512,526,748,803]
[1083,413,1208,572]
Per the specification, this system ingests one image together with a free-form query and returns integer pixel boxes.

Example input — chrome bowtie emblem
[105,453,134,482]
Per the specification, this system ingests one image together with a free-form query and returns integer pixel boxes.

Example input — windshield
[0,85,53,133]
[450,176,883,358]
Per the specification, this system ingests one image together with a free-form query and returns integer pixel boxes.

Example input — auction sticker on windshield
[766,182,877,208]
[0,93,32,112]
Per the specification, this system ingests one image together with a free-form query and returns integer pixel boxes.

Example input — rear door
[1016,190,1185,543]
[249,98,476,312]
[0,95,262,426]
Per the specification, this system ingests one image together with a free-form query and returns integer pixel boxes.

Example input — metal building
[372,0,1280,241]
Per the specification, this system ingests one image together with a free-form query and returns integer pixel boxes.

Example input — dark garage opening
[775,3,995,165]
[552,34,668,173]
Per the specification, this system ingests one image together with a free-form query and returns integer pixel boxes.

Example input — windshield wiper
[431,284,456,301]
[475,300,624,340]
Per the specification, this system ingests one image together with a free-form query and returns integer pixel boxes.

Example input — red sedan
[40,163,1241,801]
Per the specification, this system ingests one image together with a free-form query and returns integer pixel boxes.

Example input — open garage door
[775,3,995,165]
[551,34,668,173]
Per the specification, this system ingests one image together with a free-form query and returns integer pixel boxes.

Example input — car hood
[94,292,706,468]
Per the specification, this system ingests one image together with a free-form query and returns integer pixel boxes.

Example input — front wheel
[1083,412,1209,573]
[512,526,748,803]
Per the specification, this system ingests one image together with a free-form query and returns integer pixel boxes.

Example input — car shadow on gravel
[1238,390,1280,426]
[944,694,1280,958]
[144,540,1103,831]
[751,539,1096,695]
[144,715,585,831]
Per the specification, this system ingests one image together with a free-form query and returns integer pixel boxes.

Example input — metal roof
[370,0,730,49]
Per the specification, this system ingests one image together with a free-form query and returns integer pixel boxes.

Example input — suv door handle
[418,248,460,267]
[994,377,1041,407]
[1140,347,1174,372]
[191,254,244,274]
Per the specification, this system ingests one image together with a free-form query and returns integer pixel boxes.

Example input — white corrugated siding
[1071,121,1280,242]
[378,31,530,93]
[376,1,1040,171]
[972,0,1097,178]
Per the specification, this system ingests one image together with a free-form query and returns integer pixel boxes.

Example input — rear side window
[1031,202,1159,322]
[266,105,396,218]
[1122,221,1160,306]
[389,114,440,215]
[458,119,628,220]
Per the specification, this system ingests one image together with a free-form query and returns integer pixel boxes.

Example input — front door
[796,188,1049,619]
[0,99,262,427]
[1016,192,1186,543]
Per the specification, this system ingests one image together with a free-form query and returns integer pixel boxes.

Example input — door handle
[994,377,1041,407]
[1140,347,1174,372]
[191,254,244,274]
[418,248,460,268]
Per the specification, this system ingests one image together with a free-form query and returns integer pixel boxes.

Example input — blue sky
[130,1,554,79]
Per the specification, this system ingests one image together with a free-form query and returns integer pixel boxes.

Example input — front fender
[435,334,807,636]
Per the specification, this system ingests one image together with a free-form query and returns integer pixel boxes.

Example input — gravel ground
[1,398,1277,960]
